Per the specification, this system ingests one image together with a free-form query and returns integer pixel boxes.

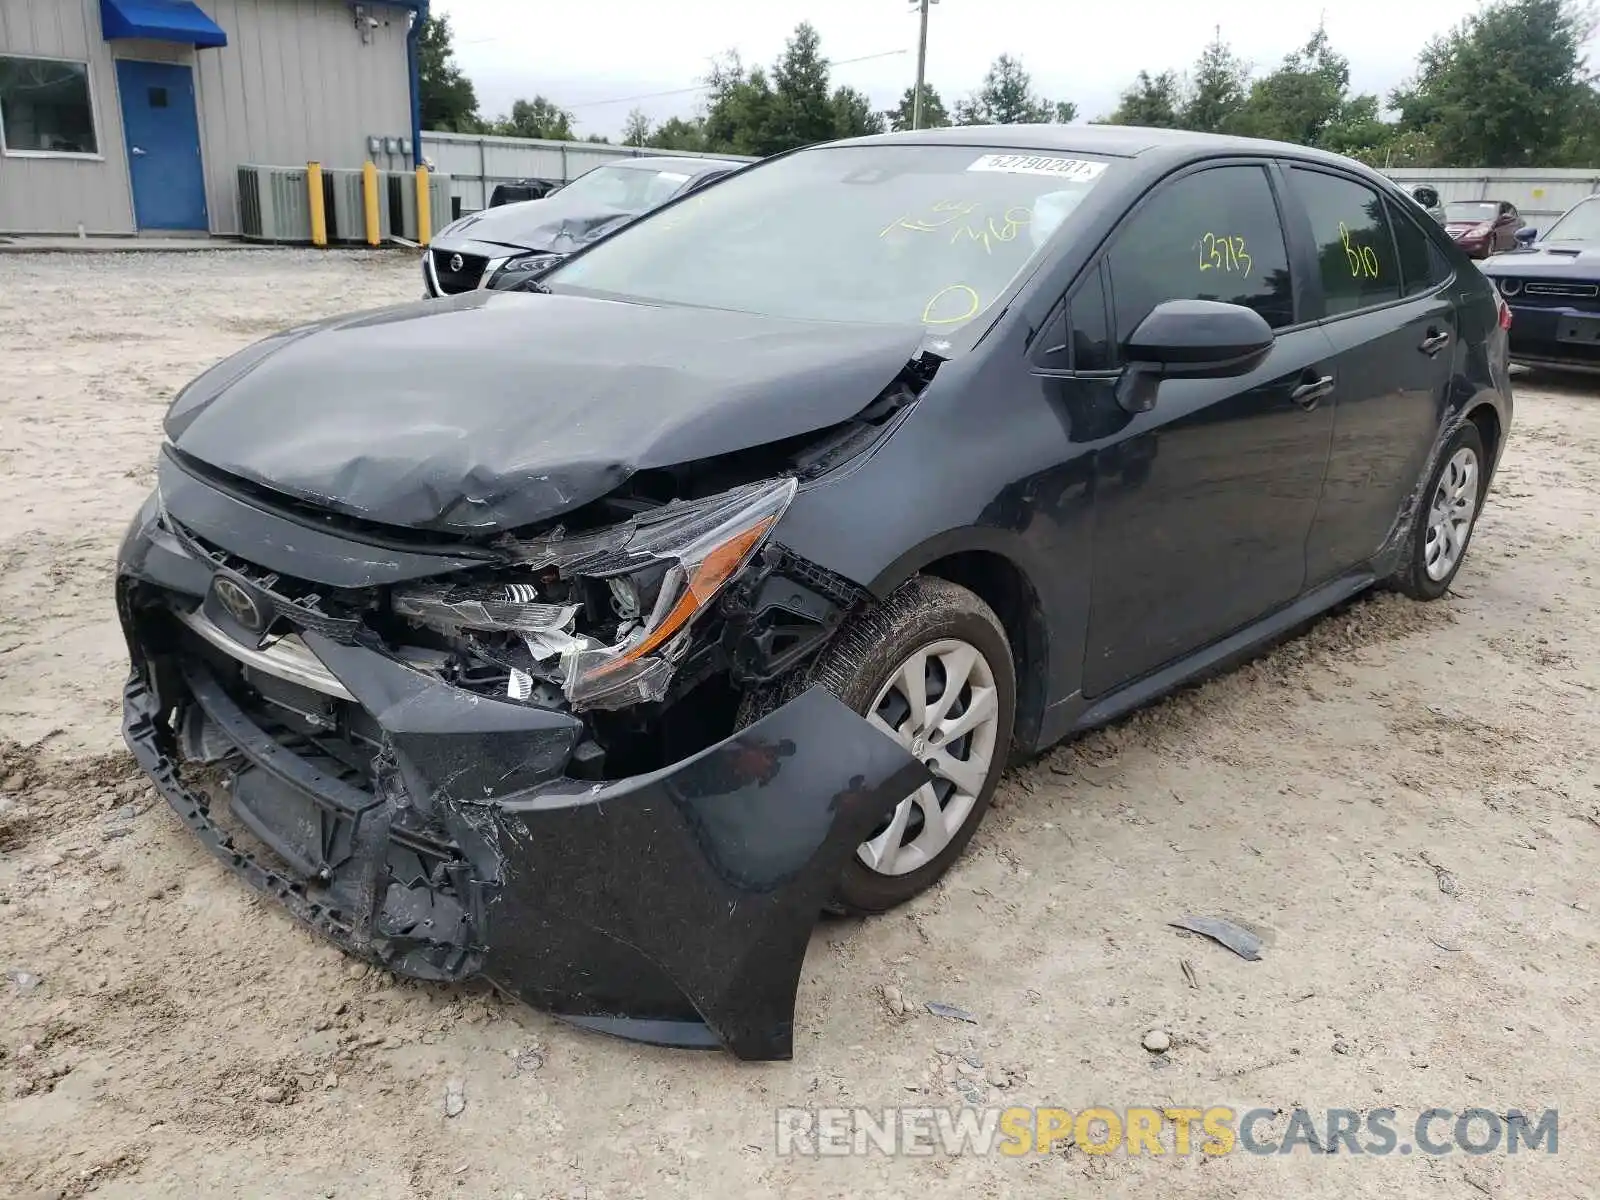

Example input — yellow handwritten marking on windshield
[882,200,980,236]
[883,202,1032,252]
[922,284,981,325]
[1196,233,1253,278]
[948,206,1033,254]
[1339,222,1381,279]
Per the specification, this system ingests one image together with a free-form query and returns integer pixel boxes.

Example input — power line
[557,49,910,110]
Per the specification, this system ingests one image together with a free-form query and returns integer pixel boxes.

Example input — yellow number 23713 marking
[1196,233,1252,278]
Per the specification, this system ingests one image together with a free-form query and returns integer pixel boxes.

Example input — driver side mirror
[1515,227,1538,246]
[1115,299,1275,413]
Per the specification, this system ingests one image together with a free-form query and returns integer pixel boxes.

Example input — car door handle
[131,146,146,155]
[1419,329,1451,355]
[1291,374,1334,409]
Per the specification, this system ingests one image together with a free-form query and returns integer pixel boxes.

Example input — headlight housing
[488,252,564,290]
[392,477,797,710]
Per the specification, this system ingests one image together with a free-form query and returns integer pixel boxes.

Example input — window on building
[0,56,99,156]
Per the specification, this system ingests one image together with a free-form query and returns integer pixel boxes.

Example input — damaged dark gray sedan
[118,126,1512,1059]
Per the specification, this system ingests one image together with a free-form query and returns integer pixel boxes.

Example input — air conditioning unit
[237,164,452,243]
[237,165,313,242]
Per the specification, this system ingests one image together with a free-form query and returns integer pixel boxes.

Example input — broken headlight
[392,477,797,710]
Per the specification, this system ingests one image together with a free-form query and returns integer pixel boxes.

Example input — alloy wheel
[1424,445,1480,582]
[858,638,1001,877]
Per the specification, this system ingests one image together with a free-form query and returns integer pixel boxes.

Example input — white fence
[1383,167,1600,228]
[420,131,756,216]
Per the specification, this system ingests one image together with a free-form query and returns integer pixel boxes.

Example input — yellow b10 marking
[1339,221,1381,279]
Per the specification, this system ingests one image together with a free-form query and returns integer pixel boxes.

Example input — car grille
[1525,281,1600,298]
[430,248,487,294]
[1501,278,1600,310]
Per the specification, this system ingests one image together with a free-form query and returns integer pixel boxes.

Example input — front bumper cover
[119,508,928,1060]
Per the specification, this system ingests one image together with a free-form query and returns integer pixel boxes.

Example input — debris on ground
[1180,959,1199,989]
[1169,915,1264,961]
[881,984,907,1017]
[6,969,40,993]
[924,1001,978,1024]
[1141,1029,1172,1054]
[444,1079,466,1118]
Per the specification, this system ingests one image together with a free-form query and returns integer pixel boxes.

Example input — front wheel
[741,576,1017,914]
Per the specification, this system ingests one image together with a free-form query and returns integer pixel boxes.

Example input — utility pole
[911,0,935,130]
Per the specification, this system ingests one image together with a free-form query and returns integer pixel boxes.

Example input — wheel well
[919,551,1047,755]
[1467,403,1502,468]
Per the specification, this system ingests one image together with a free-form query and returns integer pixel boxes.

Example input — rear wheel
[741,576,1016,914]
[1391,422,1487,600]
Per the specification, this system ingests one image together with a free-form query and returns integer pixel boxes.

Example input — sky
[433,0,1496,140]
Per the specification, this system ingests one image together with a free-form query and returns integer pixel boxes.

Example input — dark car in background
[1444,199,1524,258]
[1409,184,1446,225]
[1480,192,1600,372]
[423,155,745,296]
[118,126,1511,1059]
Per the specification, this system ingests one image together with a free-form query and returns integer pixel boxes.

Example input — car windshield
[546,144,1115,328]
[1446,202,1498,222]
[1541,197,1600,243]
[547,164,695,216]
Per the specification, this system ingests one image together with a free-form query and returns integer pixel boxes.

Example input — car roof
[607,155,744,175]
[826,123,1380,171]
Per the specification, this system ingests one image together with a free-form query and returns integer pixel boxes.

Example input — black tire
[739,576,1016,914]
[1391,421,1488,601]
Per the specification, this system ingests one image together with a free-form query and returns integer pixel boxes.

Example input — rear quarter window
[1287,167,1401,316]
[1385,199,1453,296]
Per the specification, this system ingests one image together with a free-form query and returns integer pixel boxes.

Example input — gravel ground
[1,250,1597,1199]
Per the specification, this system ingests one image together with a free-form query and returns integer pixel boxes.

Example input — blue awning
[99,0,228,48]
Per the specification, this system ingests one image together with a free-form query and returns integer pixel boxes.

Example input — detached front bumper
[117,499,927,1060]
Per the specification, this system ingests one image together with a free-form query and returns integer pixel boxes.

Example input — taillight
[1496,291,1513,330]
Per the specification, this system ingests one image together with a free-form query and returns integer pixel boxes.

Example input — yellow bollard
[362,161,381,247]
[415,164,431,246]
[306,161,327,248]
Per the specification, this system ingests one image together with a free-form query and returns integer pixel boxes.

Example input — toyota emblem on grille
[449,253,464,272]
[211,576,265,632]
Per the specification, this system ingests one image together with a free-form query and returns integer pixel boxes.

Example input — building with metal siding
[0,0,420,236]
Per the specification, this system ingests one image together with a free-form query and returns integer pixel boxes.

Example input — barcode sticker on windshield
[967,154,1107,180]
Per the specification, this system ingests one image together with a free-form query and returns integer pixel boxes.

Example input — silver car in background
[423,156,746,296]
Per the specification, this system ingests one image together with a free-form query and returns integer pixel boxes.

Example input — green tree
[763,22,840,150]
[955,54,1071,124]
[417,13,481,133]
[489,97,576,140]
[651,115,710,151]
[1390,0,1593,166]
[1317,93,1393,158]
[886,82,950,131]
[701,53,777,155]
[621,108,653,147]
[1105,70,1182,126]
[831,85,886,138]
[1180,30,1250,133]
[1234,25,1350,145]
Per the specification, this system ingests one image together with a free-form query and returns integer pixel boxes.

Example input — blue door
[116,60,208,231]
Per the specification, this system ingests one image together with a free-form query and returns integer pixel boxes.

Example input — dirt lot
[1,250,1596,1199]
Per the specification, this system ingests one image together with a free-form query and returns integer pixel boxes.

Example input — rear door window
[1385,199,1453,296]
[1106,164,1295,349]
[1287,167,1402,316]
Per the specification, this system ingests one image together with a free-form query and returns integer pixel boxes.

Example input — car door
[1078,162,1337,697]
[1289,167,1459,585]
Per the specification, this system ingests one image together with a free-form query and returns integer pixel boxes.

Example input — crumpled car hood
[164,291,925,536]
[436,198,636,255]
